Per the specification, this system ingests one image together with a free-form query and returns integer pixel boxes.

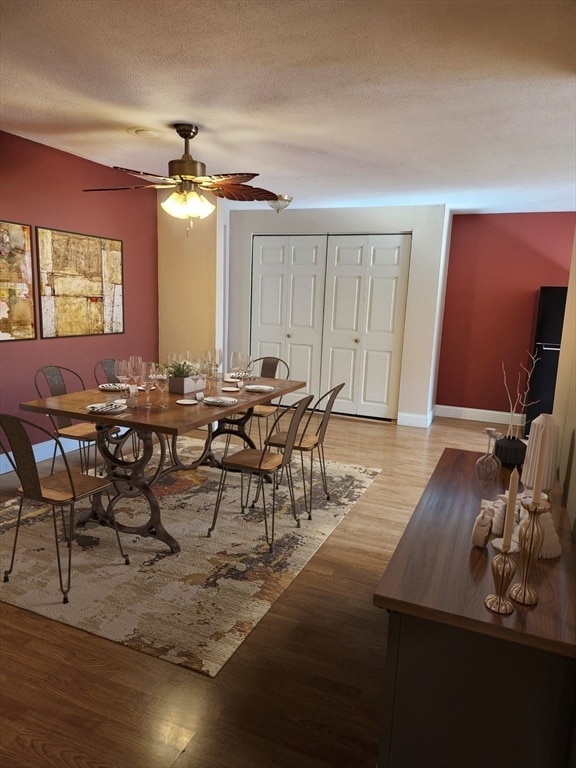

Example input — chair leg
[297,450,309,519]
[285,463,301,528]
[307,451,314,519]
[51,502,74,603]
[241,471,255,510]
[317,444,329,499]
[261,474,274,551]
[3,497,25,583]
[102,490,130,565]
[207,468,228,537]
[50,442,58,475]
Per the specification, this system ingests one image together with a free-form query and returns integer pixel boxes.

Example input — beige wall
[554,236,576,533]
[157,202,217,361]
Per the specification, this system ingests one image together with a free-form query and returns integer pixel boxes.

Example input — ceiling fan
[83,122,280,205]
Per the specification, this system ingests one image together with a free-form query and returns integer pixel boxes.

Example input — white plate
[244,384,274,393]
[98,383,124,391]
[221,386,240,392]
[223,374,239,382]
[87,402,128,413]
[137,385,155,391]
[176,399,198,406]
[203,396,238,406]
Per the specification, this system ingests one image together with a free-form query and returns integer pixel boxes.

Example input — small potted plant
[167,359,197,394]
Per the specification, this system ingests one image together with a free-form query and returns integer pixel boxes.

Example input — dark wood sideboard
[373,448,576,768]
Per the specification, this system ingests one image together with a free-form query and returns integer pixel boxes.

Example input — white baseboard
[397,410,434,428]
[434,404,525,427]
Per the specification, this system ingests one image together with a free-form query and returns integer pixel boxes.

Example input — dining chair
[0,413,129,604]
[34,365,100,474]
[245,356,290,446]
[267,382,345,519]
[207,394,313,551]
[94,358,119,385]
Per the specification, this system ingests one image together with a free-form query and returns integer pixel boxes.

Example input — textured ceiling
[0,0,574,213]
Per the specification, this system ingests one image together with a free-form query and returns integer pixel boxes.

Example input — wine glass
[114,359,130,398]
[243,354,254,379]
[212,348,223,380]
[475,428,502,482]
[140,362,155,409]
[129,355,143,389]
[229,352,243,380]
[155,364,169,408]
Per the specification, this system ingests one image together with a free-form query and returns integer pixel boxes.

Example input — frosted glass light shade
[161,190,216,220]
[267,195,293,213]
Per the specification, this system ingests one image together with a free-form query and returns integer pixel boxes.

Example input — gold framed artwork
[36,227,124,338]
[0,221,36,341]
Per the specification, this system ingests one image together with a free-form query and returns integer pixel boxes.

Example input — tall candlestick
[502,467,519,550]
[531,427,547,505]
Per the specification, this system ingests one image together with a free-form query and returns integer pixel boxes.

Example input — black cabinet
[525,286,568,436]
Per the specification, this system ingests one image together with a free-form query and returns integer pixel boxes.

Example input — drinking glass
[155,364,169,408]
[212,348,223,380]
[475,428,502,482]
[114,359,130,398]
[129,355,143,388]
[230,352,242,380]
[140,362,155,409]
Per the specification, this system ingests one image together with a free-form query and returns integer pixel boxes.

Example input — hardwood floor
[0,416,493,768]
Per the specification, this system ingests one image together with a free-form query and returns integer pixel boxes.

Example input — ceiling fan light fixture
[161,189,216,221]
[267,195,293,213]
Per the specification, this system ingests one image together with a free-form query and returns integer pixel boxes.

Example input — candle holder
[485,549,517,614]
[509,498,549,606]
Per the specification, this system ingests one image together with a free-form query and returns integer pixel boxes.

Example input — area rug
[0,437,380,677]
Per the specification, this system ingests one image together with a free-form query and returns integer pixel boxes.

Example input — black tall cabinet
[525,286,568,436]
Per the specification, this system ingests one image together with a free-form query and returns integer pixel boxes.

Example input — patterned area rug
[0,437,379,677]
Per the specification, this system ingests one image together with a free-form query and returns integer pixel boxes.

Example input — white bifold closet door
[250,235,327,403]
[320,234,411,419]
[250,233,411,419]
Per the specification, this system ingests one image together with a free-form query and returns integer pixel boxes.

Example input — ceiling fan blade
[194,173,259,186]
[83,183,176,192]
[113,166,175,183]
[201,183,278,202]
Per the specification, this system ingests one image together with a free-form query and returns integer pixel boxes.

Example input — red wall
[0,131,159,429]
[437,213,575,411]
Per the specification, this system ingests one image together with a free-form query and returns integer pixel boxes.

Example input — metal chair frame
[207,394,313,551]
[94,358,119,385]
[0,413,129,604]
[34,365,99,474]
[267,382,345,519]
[247,356,290,446]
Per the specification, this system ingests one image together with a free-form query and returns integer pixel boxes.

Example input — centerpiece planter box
[168,376,195,395]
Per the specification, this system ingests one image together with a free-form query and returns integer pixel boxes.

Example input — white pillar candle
[531,427,547,505]
[502,467,519,551]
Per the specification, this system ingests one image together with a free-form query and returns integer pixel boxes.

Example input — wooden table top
[373,447,576,658]
[20,378,307,436]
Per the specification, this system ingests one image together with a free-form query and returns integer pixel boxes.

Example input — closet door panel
[251,235,326,406]
[321,234,411,418]
[324,344,358,415]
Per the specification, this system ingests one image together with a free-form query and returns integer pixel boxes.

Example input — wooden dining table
[20,377,306,554]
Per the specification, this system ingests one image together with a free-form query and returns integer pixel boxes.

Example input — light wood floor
[0,416,493,768]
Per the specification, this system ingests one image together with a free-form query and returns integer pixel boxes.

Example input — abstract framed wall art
[0,221,36,341]
[36,227,124,338]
